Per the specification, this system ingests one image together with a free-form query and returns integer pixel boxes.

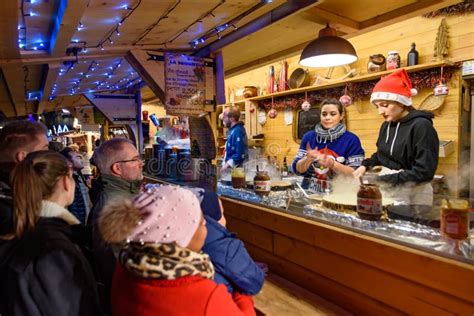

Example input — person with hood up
[98,185,256,316]
[0,151,101,315]
[353,69,439,205]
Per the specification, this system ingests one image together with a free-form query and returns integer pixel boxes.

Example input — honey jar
[231,168,246,189]
[440,199,470,240]
[357,184,383,220]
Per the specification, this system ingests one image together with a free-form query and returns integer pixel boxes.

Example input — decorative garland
[423,0,474,18]
[258,65,459,110]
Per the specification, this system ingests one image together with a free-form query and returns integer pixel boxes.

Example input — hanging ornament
[434,66,449,96]
[268,108,278,119]
[268,97,277,119]
[301,91,311,111]
[339,84,352,106]
[249,103,255,113]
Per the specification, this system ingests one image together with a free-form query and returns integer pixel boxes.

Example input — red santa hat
[370,69,418,106]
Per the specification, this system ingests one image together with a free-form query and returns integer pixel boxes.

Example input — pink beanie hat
[130,186,202,247]
[370,69,418,106]
[99,185,202,248]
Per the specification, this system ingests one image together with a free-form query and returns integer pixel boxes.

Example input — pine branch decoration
[434,18,449,59]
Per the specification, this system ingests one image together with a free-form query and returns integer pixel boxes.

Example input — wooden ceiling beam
[301,7,360,34]
[359,0,463,31]
[0,52,124,66]
[49,0,89,57]
[125,49,165,104]
[37,63,61,114]
[2,65,27,117]
[0,1,20,59]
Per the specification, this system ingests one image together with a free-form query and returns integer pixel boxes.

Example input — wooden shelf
[238,61,452,102]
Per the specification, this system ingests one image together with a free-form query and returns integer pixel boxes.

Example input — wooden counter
[221,196,474,315]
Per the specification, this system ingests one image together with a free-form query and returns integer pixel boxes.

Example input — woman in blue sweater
[292,99,364,192]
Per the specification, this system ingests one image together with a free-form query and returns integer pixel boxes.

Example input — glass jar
[440,199,470,240]
[386,51,401,70]
[254,171,271,196]
[357,184,383,220]
[231,167,246,189]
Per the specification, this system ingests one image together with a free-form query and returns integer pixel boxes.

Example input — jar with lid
[386,51,401,70]
[367,54,386,73]
[254,171,271,196]
[231,167,247,189]
[440,198,470,240]
[357,184,383,220]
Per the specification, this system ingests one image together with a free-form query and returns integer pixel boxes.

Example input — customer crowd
[0,120,263,316]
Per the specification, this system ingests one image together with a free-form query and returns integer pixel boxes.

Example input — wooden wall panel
[224,15,473,193]
[221,197,474,314]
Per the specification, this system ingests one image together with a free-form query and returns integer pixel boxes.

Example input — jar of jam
[231,168,246,189]
[386,51,401,70]
[357,184,383,220]
[254,171,271,196]
[440,199,470,240]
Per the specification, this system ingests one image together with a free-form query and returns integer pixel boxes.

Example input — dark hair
[0,121,47,161]
[48,141,65,152]
[59,147,75,162]
[225,106,241,121]
[6,151,71,239]
[320,98,345,116]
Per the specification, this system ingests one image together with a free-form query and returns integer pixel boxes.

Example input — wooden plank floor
[254,274,352,316]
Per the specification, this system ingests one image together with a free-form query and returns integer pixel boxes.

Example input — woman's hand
[353,165,367,179]
[305,144,320,160]
[306,144,334,169]
[317,155,335,169]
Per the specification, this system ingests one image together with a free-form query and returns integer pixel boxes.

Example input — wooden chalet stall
[0,0,473,314]
[220,13,474,315]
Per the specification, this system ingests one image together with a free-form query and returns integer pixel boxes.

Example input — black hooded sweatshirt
[361,110,439,185]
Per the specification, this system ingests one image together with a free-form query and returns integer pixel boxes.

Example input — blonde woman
[0,151,101,315]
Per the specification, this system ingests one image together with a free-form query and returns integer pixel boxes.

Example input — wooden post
[136,90,143,155]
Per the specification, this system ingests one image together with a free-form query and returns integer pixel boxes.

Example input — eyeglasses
[114,157,143,164]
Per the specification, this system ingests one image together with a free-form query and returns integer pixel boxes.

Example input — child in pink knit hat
[98,185,256,316]
[353,69,439,206]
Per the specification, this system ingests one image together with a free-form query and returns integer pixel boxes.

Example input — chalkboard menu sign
[292,107,320,143]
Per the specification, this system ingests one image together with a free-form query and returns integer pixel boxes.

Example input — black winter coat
[0,218,101,316]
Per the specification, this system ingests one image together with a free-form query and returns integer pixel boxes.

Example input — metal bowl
[288,68,310,89]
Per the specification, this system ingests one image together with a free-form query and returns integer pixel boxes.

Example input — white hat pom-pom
[410,88,418,96]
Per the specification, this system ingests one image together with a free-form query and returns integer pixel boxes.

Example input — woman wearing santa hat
[353,69,439,205]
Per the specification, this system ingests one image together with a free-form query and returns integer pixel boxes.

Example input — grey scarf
[314,123,346,143]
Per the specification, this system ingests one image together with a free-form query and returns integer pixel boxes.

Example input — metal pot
[288,68,310,89]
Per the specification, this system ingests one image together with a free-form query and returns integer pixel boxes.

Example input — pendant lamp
[299,24,358,68]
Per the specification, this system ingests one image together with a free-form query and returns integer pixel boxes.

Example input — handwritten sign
[164,53,206,116]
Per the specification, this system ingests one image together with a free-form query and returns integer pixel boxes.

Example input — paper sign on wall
[164,53,206,116]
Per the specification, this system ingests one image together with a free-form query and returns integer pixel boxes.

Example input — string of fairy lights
[21,0,273,100]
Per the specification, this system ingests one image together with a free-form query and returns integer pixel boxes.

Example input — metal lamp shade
[299,35,358,68]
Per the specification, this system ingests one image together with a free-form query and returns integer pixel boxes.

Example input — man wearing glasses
[88,138,144,312]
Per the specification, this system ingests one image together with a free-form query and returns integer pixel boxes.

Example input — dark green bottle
[407,43,419,66]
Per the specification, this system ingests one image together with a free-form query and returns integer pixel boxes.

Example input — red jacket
[111,264,256,316]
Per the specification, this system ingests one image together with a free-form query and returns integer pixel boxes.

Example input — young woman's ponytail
[2,151,70,239]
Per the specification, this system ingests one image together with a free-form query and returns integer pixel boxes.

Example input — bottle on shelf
[282,156,289,177]
[407,42,419,66]
[268,66,275,94]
